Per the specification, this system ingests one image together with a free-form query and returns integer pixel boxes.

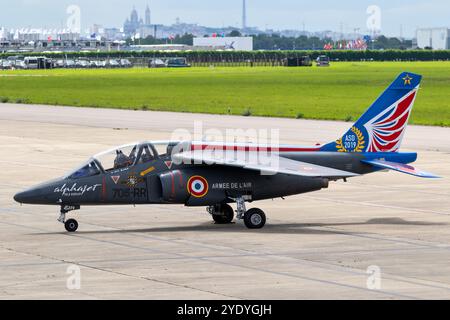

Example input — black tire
[212,204,234,224]
[244,208,266,229]
[65,219,79,232]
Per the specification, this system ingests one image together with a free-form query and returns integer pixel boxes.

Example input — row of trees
[253,34,333,50]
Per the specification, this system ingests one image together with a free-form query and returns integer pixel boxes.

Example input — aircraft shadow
[35,217,446,236]
[300,217,444,227]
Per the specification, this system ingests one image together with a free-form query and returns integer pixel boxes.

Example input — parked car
[106,59,121,68]
[316,55,330,67]
[65,59,76,68]
[119,59,133,68]
[8,55,25,68]
[75,59,90,68]
[285,56,312,67]
[148,58,167,68]
[55,60,66,68]
[0,60,13,70]
[5,60,16,69]
[42,58,54,69]
[14,60,27,69]
[97,60,107,68]
[24,57,39,69]
[166,57,191,68]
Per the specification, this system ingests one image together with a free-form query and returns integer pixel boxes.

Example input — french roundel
[187,176,209,198]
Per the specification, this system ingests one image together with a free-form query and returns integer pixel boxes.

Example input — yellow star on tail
[403,74,413,85]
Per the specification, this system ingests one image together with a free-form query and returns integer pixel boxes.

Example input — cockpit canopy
[66,141,186,180]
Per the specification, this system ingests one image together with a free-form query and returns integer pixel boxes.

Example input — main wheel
[212,204,234,224]
[244,208,266,229]
[65,219,79,232]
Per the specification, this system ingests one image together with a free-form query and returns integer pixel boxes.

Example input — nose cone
[14,189,43,204]
[14,190,28,203]
[14,179,62,205]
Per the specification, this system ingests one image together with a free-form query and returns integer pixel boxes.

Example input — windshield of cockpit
[95,143,164,171]
[66,142,184,179]
[66,144,140,179]
[95,144,140,172]
[67,160,101,180]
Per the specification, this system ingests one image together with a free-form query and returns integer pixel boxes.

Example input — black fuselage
[14,151,375,207]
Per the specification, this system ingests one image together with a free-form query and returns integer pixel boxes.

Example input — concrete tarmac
[0,104,449,299]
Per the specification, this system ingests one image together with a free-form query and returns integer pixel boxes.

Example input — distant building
[2,28,80,42]
[193,37,253,51]
[242,0,247,30]
[0,39,122,53]
[90,24,103,36]
[416,28,450,50]
[103,28,124,41]
[124,5,153,37]
[145,5,151,26]
[129,44,192,51]
[124,7,141,35]
[0,27,6,40]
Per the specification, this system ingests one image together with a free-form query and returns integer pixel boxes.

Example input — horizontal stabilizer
[362,159,440,179]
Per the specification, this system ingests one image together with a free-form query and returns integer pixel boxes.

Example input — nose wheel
[65,219,79,232]
[58,205,80,232]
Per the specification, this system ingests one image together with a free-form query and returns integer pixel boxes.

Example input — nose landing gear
[58,205,80,232]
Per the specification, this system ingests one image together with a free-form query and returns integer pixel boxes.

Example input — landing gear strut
[207,204,234,224]
[235,196,267,229]
[58,205,80,232]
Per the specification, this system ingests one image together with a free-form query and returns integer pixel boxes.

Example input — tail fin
[322,72,422,153]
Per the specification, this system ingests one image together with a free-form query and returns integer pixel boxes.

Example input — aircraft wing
[361,159,440,178]
[173,151,358,178]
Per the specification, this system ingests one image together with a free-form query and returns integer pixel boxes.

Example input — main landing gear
[207,204,235,224]
[58,205,80,232]
[236,196,266,229]
[208,197,267,229]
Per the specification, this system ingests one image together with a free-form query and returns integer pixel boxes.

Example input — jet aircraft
[14,72,439,232]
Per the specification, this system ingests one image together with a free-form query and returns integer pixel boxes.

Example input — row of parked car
[148,57,191,68]
[54,58,133,69]
[1,56,194,70]
[0,56,134,70]
[0,58,27,70]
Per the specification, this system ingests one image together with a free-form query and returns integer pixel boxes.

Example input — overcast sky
[0,0,449,37]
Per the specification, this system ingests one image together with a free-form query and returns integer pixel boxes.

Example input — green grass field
[1,62,450,126]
